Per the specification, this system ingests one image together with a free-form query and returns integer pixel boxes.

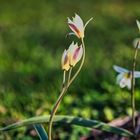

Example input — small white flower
[68,14,93,39]
[113,65,140,89]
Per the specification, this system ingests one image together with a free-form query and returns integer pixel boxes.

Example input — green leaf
[34,124,48,140]
[0,115,135,139]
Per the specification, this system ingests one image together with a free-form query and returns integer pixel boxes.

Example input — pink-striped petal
[61,49,70,71]
[68,14,85,38]
[68,42,83,67]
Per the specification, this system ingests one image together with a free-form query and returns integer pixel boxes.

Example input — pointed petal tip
[67,18,72,23]
[136,19,139,24]
[71,41,75,45]
[74,13,78,17]
[74,13,82,20]
[89,17,93,21]
[113,65,128,73]
[84,17,93,28]
[136,20,139,26]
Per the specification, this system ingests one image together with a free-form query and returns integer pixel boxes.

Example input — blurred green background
[0,0,140,139]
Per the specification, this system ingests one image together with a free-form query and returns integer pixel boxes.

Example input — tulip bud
[61,49,70,71]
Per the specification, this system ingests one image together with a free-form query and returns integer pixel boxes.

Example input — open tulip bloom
[68,14,93,39]
[113,65,140,89]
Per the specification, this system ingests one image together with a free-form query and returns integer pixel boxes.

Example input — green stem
[68,67,72,84]
[48,70,67,140]
[68,38,85,86]
[62,70,66,87]
[131,41,139,132]
[48,86,67,140]
[48,38,86,140]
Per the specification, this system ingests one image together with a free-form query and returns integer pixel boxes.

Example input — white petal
[113,65,128,73]
[74,14,84,31]
[119,77,128,88]
[133,38,140,49]
[119,77,132,90]
[68,42,75,55]
[134,71,140,78]
[68,18,80,38]
[61,49,67,65]
[125,79,132,89]
[68,14,85,38]
[116,73,124,84]
[73,45,83,63]
[68,42,83,66]
[67,17,73,24]
[68,42,77,61]
[61,49,70,71]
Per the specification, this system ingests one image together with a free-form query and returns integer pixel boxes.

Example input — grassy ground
[0,0,140,139]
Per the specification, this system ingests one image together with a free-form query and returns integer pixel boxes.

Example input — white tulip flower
[113,65,140,89]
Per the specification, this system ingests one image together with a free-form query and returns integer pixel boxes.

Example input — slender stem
[68,38,85,86]
[62,70,66,87]
[48,38,86,140]
[131,41,139,132]
[48,86,67,140]
[48,71,67,140]
[68,67,72,84]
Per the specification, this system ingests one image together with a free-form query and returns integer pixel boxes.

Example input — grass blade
[34,124,48,140]
[0,115,135,139]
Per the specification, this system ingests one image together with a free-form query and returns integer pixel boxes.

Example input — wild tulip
[68,14,93,39]
[48,14,92,140]
[113,65,140,89]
